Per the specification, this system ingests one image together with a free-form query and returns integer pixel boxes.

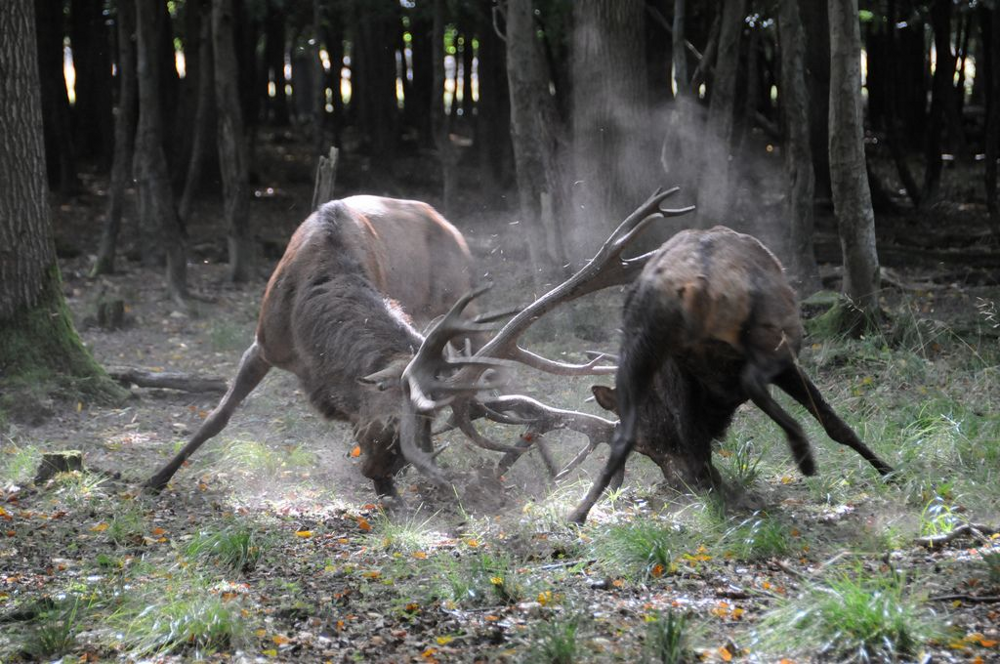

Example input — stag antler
[397,189,695,486]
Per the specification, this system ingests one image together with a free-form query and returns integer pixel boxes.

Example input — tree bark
[828,0,880,323]
[69,0,114,170]
[93,0,138,276]
[778,0,821,295]
[987,6,1000,234]
[407,3,434,147]
[476,3,512,189]
[0,1,122,401]
[431,0,459,214]
[263,1,289,125]
[506,0,568,287]
[134,0,188,304]
[353,0,399,158]
[570,0,654,255]
[178,0,215,224]
[697,0,745,227]
[800,0,831,201]
[924,0,956,203]
[212,0,253,282]
[34,0,78,192]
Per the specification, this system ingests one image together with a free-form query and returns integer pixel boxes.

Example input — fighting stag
[143,189,693,502]
[566,226,894,524]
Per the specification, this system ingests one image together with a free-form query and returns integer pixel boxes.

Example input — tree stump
[33,450,84,484]
[97,299,126,330]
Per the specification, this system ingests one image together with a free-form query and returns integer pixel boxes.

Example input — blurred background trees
[19,0,1000,322]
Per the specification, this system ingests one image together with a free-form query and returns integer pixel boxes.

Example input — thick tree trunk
[778,0,821,295]
[0,1,122,401]
[93,0,138,276]
[697,0,745,227]
[69,0,114,170]
[34,0,78,192]
[987,7,1000,234]
[135,0,188,304]
[506,0,568,287]
[828,0,880,323]
[178,2,215,224]
[212,0,253,282]
[570,0,654,255]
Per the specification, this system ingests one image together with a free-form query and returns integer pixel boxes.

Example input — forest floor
[2,136,1000,662]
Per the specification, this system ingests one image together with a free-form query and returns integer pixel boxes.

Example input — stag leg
[774,367,894,476]
[740,361,816,476]
[145,342,272,491]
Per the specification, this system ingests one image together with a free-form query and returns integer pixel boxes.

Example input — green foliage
[185,521,267,573]
[216,438,317,476]
[982,550,1000,585]
[717,514,793,562]
[756,568,946,661]
[208,319,252,353]
[642,611,694,664]
[368,512,436,554]
[524,613,585,664]
[437,551,528,607]
[106,500,148,547]
[717,436,762,491]
[19,596,85,660]
[593,519,681,580]
[0,441,40,485]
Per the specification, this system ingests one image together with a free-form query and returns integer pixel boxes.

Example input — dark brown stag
[566,226,894,524]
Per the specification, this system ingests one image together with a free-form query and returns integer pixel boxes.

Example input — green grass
[436,551,529,607]
[113,579,248,658]
[524,613,585,664]
[0,441,39,485]
[642,610,694,664]
[208,319,253,353]
[592,518,683,580]
[716,435,762,491]
[716,513,793,562]
[215,438,317,477]
[19,595,86,660]
[185,521,267,573]
[981,550,1000,585]
[755,567,947,661]
[106,499,148,547]
[368,512,437,554]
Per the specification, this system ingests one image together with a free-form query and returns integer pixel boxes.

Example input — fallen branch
[928,594,1000,604]
[914,523,1000,548]
[107,367,228,394]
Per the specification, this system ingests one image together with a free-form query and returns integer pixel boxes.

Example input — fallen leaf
[90,523,109,533]
[272,634,290,645]
[295,530,313,538]
[719,646,733,661]
[357,518,371,532]
[412,551,428,560]
[350,445,361,458]
[151,527,166,536]
[436,636,454,645]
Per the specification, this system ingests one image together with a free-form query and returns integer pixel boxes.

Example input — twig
[537,558,594,571]
[914,523,1000,548]
[928,594,1000,604]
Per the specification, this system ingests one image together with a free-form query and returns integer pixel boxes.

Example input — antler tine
[511,346,617,376]
[418,283,493,357]
[660,204,697,218]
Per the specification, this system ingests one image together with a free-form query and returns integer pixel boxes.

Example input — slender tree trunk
[212,0,253,282]
[93,0,138,276]
[431,0,459,213]
[408,4,434,147]
[924,0,956,203]
[323,6,344,144]
[829,0,880,323]
[986,7,1000,234]
[672,0,688,91]
[476,4,512,189]
[34,0,78,192]
[135,0,188,304]
[179,2,215,224]
[801,0,831,201]
[0,1,122,400]
[778,0,820,295]
[354,0,399,158]
[69,0,114,170]
[697,0,745,227]
[264,2,289,125]
[570,0,653,255]
[506,0,568,287]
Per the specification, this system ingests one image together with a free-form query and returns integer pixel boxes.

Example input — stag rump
[568,226,894,524]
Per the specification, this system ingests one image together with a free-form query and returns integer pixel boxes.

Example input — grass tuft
[593,519,682,580]
[717,514,793,562]
[19,596,85,660]
[755,567,946,661]
[525,613,585,664]
[185,521,267,573]
[642,610,695,664]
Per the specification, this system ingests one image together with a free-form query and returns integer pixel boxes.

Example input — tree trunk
[570,0,654,256]
[323,6,345,144]
[179,1,215,224]
[800,0,831,201]
[34,0,78,192]
[986,7,1000,234]
[92,0,138,276]
[672,0,688,92]
[263,1,289,126]
[69,0,114,170]
[134,0,188,304]
[506,0,568,288]
[353,0,399,158]
[431,0,459,213]
[924,0,956,203]
[407,3,434,147]
[696,0,745,228]
[778,0,820,295]
[476,4,512,189]
[0,1,122,401]
[828,0,880,324]
[212,0,253,282]
[460,31,474,122]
